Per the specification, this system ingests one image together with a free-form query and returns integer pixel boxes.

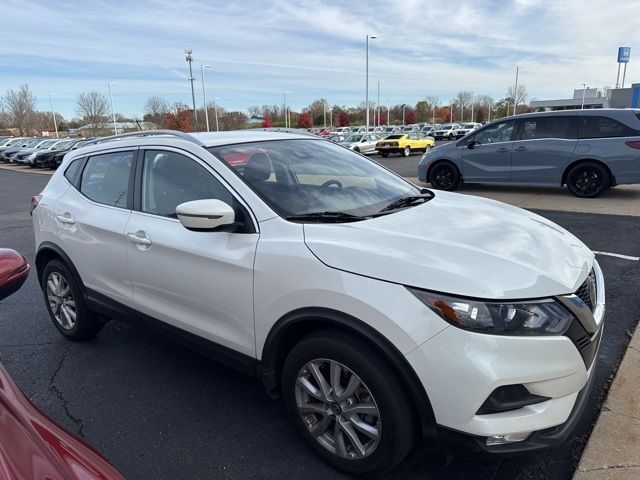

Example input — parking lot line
[593,251,640,261]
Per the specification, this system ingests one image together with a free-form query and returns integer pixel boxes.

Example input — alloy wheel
[431,164,455,189]
[571,167,603,196]
[295,358,381,460]
[46,272,77,330]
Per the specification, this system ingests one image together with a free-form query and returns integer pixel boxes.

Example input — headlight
[408,288,574,335]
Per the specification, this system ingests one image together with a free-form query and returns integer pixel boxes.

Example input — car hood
[303,191,593,299]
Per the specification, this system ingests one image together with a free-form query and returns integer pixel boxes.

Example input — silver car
[418,108,640,197]
[339,133,381,154]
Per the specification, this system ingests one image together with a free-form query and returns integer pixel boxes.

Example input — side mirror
[467,140,478,149]
[176,199,237,232]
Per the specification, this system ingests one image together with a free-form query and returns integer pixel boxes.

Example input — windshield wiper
[285,211,366,223]
[379,192,434,213]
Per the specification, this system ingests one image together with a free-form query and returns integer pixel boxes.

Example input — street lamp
[185,50,197,128]
[365,34,379,132]
[402,104,406,125]
[213,97,220,131]
[108,82,118,135]
[470,92,475,123]
[581,83,587,109]
[450,103,453,123]
[323,100,327,128]
[49,92,58,138]
[201,65,212,131]
[432,105,436,125]
[386,97,390,125]
[283,91,290,128]
[513,65,520,116]
[377,80,384,126]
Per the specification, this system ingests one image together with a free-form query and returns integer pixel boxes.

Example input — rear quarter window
[64,158,82,183]
[578,116,637,139]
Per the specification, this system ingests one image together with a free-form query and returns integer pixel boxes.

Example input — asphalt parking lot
[1,166,639,480]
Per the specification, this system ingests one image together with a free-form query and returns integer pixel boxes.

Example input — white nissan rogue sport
[32,130,605,476]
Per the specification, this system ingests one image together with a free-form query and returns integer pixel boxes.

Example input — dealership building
[531,83,640,111]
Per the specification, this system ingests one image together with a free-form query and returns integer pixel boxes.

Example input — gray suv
[418,109,640,197]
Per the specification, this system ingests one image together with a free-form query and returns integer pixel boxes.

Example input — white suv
[32,130,605,477]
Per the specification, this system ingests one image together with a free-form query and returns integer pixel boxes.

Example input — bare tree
[4,84,37,135]
[143,96,169,126]
[76,91,109,136]
[506,85,528,112]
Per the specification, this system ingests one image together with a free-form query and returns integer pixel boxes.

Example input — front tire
[428,161,461,191]
[282,331,415,477]
[566,161,610,198]
[42,260,104,340]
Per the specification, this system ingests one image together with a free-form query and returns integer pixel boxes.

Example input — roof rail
[81,130,206,147]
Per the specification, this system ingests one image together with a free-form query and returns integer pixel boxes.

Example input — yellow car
[375,133,435,157]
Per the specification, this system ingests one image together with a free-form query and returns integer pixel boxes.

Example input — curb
[573,323,640,479]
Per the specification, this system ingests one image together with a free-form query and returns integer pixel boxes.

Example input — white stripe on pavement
[593,251,640,261]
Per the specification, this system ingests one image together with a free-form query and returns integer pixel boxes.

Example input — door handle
[497,147,510,153]
[56,213,76,225]
[514,146,529,152]
[126,232,152,246]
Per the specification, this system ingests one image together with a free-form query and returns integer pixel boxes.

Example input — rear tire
[282,331,415,477]
[42,260,104,340]
[402,146,411,157]
[565,161,610,198]
[380,151,389,158]
[428,161,461,191]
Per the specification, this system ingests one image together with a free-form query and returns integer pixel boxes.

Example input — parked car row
[0,136,97,169]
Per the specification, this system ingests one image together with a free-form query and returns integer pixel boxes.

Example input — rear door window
[79,151,134,208]
[520,116,577,140]
[578,116,637,138]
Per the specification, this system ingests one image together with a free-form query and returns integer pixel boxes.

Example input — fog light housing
[486,431,531,446]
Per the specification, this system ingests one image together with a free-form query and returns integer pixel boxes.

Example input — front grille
[574,269,596,310]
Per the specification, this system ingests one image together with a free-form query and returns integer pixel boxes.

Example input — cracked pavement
[1,168,639,480]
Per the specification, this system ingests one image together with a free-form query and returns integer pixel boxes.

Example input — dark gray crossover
[418,108,640,197]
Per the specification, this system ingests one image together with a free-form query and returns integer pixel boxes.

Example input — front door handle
[514,146,529,152]
[56,213,76,225]
[497,147,510,153]
[126,232,152,246]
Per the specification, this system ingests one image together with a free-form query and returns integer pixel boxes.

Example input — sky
[1,0,638,119]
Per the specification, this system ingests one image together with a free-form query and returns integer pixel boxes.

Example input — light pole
[283,91,289,128]
[108,82,118,135]
[376,80,384,126]
[461,103,464,123]
[200,65,212,131]
[185,50,198,128]
[581,83,587,109]
[470,92,475,122]
[450,104,453,123]
[487,104,493,122]
[365,34,378,132]
[513,65,519,116]
[402,104,406,125]
[213,97,220,131]
[432,105,436,125]
[323,100,327,128]
[386,97,390,125]
[49,92,58,138]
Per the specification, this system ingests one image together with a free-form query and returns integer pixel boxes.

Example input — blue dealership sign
[618,47,631,63]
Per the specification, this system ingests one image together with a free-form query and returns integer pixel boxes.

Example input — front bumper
[407,260,605,454]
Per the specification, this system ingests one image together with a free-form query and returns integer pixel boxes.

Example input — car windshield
[343,135,363,142]
[23,139,41,147]
[209,139,420,220]
[463,124,476,129]
[52,140,74,149]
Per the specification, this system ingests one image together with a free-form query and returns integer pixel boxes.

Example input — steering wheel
[320,179,343,189]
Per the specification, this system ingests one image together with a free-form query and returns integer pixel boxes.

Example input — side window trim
[135,147,257,233]
[76,147,137,210]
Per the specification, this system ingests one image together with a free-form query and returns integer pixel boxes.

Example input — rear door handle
[126,232,152,246]
[56,213,75,225]
[514,146,529,152]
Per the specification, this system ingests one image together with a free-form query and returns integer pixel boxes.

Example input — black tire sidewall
[429,162,460,191]
[566,162,610,198]
[282,332,415,476]
[42,260,102,340]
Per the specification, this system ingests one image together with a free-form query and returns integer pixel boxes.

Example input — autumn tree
[261,113,273,128]
[4,84,37,135]
[414,101,430,123]
[298,111,312,128]
[162,103,194,132]
[405,110,416,124]
[76,91,109,135]
[338,110,350,127]
[218,108,248,130]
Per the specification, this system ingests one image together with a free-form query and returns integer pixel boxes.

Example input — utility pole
[185,50,198,129]
[108,82,118,135]
[402,104,406,125]
[49,92,58,138]
[201,65,211,131]
[365,34,378,132]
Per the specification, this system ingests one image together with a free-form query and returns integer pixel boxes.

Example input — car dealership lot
[1,166,639,479]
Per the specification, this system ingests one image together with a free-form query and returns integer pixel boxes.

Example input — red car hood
[0,364,124,480]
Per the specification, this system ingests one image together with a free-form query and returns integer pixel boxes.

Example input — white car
[455,122,482,138]
[333,126,352,134]
[338,133,381,154]
[433,124,461,140]
[32,130,604,477]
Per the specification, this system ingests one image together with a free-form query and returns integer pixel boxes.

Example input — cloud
[0,0,638,117]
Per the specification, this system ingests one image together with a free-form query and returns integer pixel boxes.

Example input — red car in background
[0,248,124,480]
